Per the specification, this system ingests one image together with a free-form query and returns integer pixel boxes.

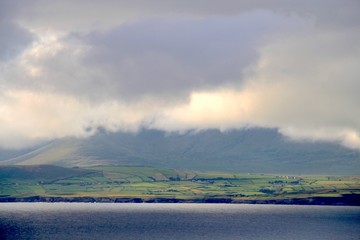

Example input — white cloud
[0,90,163,149]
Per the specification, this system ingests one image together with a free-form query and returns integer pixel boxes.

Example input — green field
[0,165,359,204]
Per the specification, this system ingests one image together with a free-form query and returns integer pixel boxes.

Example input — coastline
[1,194,359,206]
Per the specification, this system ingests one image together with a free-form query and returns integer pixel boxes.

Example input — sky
[0,0,360,149]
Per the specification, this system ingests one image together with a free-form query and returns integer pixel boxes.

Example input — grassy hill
[2,128,360,175]
[0,165,98,180]
[1,165,359,205]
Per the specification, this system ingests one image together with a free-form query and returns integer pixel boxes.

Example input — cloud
[4,0,360,33]
[0,89,161,149]
[153,23,360,148]
[3,9,303,101]
[0,0,360,150]
[79,11,297,101]
[0,1,34,61]
[0,21,33,61]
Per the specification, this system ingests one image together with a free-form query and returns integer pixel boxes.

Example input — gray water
[0,203,359,240]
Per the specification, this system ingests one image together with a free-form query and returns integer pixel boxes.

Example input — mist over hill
[1,128,360,175]
[0,146,40,162]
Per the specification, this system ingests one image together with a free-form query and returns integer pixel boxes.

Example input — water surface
[0,203,359,240]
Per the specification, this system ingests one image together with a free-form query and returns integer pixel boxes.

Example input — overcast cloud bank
[0,0,359,149]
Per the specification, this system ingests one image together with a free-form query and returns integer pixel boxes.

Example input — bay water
[0,203,359,240]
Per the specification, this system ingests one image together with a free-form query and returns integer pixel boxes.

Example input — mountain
[1,128,360,175]
[0,146,40,162]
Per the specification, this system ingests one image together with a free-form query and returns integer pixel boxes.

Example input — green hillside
[0,165,98,180]
[1,165,359,205]
[2,128,360,175]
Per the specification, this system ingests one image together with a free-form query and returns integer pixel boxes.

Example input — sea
[0,203,359,240]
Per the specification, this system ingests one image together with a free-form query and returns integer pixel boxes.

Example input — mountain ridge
[2,128,360,175]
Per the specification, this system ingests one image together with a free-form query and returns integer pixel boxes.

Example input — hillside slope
[0,165,97,180]
[2,128,360,175]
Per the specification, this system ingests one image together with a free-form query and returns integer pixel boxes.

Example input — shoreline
[1,194,359,206]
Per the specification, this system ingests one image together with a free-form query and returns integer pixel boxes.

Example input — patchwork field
[0,165,359,204]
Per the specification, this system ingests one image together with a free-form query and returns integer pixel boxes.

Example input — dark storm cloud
[63,11,293,101]
[0,21,33,61]
[2,9,297,102]
[0,1,33,61]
